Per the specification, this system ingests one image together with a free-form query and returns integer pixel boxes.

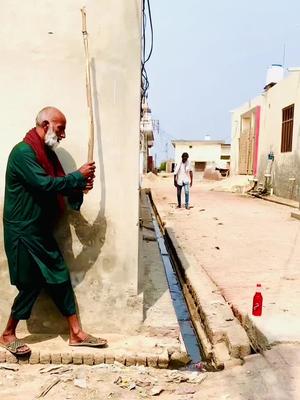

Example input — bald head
[35,107,67,148]
[36,106,66,127]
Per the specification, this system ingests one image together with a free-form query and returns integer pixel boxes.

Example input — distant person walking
[174,152,193,209]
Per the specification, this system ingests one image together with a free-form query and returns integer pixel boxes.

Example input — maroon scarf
[23,128,66,215]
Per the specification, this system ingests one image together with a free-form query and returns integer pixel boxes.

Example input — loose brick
[146,355,158,368]
[213,342,231,367]
[19,357,29,365]
[158,352,169,369]
[0,351,6,363]
[135,355,147,367]
[72,353,83,365]
[61,352,73,364]
[29,351,40,364]
[125,355,136,367]
[105,354,114,365]
[169,351,190,369]
[40,352,51,364]
[83,353,94,365]
[94,354,105,365]
[114,355,126,366]
[51,353,62,364]
[6,352,18,363]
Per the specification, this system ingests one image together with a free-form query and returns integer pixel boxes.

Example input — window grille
[281,104,294,152]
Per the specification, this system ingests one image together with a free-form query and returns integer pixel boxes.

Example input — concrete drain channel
[147,191,254,371]
[147,194,211,370]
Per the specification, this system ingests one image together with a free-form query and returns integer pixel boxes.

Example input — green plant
[159,161,166,171]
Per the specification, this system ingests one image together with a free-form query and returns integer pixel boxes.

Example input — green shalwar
[3,142,86,319]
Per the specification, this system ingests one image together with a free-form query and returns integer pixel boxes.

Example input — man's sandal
[0,339,31,355]
[69,334,107,348]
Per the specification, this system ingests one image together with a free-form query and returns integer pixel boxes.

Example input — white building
[172,140,231,172]
[231,65,300,200]
[140,99,154,174]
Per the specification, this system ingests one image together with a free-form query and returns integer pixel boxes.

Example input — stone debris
[40,365,72,375]
[73,378,87,389]
[0,364,19,371]
[164,370,208,385]
[136,379,152,388]
[36,377,61,398]
[128,383,136,390]
[150,386,164,396]
[113,360,125,368]
[174,386,196,395]
[188,372,208,384]
[113,375,137,390]
[93,363,109,369]
[165,371,189,383]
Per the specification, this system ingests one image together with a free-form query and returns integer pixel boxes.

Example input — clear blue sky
[147,0,300,162]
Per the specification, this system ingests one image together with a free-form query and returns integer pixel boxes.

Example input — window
[281,104,294,152]
[220,155,230,160]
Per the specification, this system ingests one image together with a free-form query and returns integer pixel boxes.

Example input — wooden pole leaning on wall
[81,6,94,162]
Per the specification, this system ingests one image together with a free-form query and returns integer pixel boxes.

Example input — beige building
[140,99,154,174]
[230,96,262,176]
[0,1,143,335]
[172,140,231,172]
[231,69,300,200]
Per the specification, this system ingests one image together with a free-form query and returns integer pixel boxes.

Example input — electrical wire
[141,0,154,104]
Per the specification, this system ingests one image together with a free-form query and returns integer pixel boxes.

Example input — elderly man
[0,107,107,355]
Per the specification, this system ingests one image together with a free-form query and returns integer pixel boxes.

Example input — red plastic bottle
[252,283,263,316]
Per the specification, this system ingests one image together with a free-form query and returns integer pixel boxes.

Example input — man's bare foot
[0,334,31,355]
[69,329,90,344]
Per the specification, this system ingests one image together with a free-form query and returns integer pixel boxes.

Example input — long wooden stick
[81,7,94,162]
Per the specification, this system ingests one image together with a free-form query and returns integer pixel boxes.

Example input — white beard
[45,128,59,150]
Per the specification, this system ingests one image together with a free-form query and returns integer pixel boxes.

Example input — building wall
[230,96,262,175]
[258,72,300,199]
[221,145,231,157]
[174,142,224,169]
[0,0,142,334]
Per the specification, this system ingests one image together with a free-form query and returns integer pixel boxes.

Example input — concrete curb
[249,194,298,209]
[0,348,189,368]
[231,305,270,352]
[291,211,300,220]
[166,228,251,368]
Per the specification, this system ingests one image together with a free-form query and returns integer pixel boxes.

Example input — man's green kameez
[4,142,86,289]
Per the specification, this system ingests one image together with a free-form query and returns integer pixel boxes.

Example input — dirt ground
[1,345,298,400]
[1,173,300,399]
[145,173,300,344]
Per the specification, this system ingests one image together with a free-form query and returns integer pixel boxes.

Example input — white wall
[258,72,300,199]
[174,142,223,168]
[230,96,262,175]
[0,0,142,334]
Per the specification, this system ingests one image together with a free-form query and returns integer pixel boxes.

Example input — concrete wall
[259,72,300,199]
[0,0,142,334]
[230,96,262,175]
[221,145,231,157]
[173,141,226,169]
